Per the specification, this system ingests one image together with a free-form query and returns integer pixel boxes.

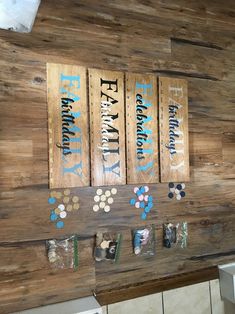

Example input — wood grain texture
[0,0,235,312]
[47,63,90,188]
[159,77,190,182]
[0,238,95,314]
[126,73,159,184]
[95,221,235,293]
[89,69,126,186]
[0,180,234,242]
[97,267,219,305]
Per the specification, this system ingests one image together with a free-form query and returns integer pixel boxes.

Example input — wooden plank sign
[126,73,159,184]
[47,63,90,188]
[159,77,190,182]
[89,69,126,186]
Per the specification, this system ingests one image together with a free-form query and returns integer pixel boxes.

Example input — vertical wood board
[159,77,189,182]
[126,73,159,184]
[47,63,90,188]
[89,69,126,186]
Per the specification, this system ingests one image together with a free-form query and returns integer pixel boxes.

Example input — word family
[135,82,154,172]
[48,66,189,186]
[100,78,121,177]
[58,74,83,177]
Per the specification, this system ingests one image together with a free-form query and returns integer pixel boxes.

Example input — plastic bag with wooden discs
[46,235,79,270]
[94,232,122,263]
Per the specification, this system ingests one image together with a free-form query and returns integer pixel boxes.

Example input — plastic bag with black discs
[163,222,188,249]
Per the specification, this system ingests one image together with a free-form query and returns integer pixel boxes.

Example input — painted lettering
[59,74,83,177]
[135,84,154,171]
[99,77,121,177]
[166,85,185,173]
[101,78,118,92]
[103,160,120,177]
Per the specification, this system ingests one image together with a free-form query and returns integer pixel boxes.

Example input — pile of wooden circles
[93,188,117,213]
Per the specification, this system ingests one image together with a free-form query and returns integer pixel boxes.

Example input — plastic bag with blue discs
[132,225,156,256]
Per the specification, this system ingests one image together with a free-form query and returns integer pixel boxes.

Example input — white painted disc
[111,188,117,195]
[105,190,111,197]
[59,211,67,219]
[107,197,114,204]
[93,204,99,212]
[101,195,106,202]
[176,194,182,200]
[104,205,110,213]
[99,202,105,209]
[58,204,65,211]
[94,195,100,202]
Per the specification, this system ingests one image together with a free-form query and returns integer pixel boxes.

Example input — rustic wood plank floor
[0,1,235,313]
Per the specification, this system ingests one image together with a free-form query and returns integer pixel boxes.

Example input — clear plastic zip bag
[163,222,188,249]
[46,235,79,270]
[94,232,122,263]
[132,225,156,256]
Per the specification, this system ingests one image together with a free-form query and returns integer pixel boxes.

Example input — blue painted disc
[136,190,142,197]
[56,221,64,229]
[130,198,136,206]
[180,191,186,197]
[50,212,58,221]
[148,202,153,209]
[168,192,174,199]
[141,212,147,220]
[169,182,174,188]
[140,186,145,193]
[148,196,153,202]
[144,206,150,213]
[140,201,145,209]
[48,197,56,204]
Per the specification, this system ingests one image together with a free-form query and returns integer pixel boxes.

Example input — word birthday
[135,82,154,172]
[98,100,119,158]
[56,74,83,176]
[166,86,185,171]
[98,78,120,177]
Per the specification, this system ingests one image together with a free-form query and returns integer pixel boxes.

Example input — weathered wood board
[1,0,235,312]
[89,69,126,186]
[95,224,235,293]
[159,77,190,182]
[0,238,95,314]
[126,73,159,184]
[47,63,90,188]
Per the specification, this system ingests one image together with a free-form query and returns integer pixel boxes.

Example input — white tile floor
[210,279,225,314]
[163,282,211,314]
[104,280,235,314]
[102,305,107,314]
[108,293,163,314]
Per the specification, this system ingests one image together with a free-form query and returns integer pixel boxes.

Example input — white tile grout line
[162,292,165,314]
[209,281,213,314]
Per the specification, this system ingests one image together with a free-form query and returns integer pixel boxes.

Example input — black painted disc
[168,192,174,199]
[176,184,182,190]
